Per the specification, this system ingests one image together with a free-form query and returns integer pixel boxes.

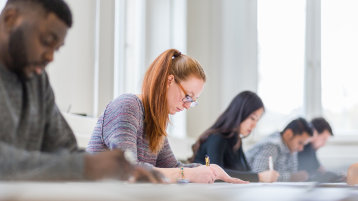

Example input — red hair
[142,49,206,153]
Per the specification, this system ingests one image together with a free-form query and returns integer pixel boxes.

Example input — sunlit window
[322,0,358,134]
[256,0,306,134]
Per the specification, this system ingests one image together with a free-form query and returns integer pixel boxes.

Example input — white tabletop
[0,181,357,201]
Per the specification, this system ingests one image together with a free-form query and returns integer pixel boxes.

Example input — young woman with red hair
[87,49,247,183]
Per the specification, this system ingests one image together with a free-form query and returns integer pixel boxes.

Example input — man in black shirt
[298,117,343,182]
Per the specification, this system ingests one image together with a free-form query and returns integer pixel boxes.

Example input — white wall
[47,0,97,116]
[48,0,116,117]
[186,0,258,138]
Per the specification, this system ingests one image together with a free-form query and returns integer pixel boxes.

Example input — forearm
[278,171,291,182]
[0,142,84,180]
[153,167,180,183]
[225,169,259,182]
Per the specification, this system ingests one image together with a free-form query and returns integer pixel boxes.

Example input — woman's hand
[185,165,217,183]
[258,170,279,182]
[210,164,249,184]
[185,164,249,184]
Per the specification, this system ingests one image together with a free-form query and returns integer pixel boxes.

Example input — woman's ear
[167,75,174,86]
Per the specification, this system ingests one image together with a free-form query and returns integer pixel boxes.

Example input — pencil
[205,155,210,166]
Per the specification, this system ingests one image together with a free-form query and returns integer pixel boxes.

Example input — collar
[269,132,292,154]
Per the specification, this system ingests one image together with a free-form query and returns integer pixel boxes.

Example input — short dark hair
[6,0,72,27]
[311,117,333,136]
[281,117,313,137]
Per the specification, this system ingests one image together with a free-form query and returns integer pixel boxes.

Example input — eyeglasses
[175,80,198,108]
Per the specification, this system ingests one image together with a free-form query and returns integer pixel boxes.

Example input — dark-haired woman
[190,91,279,182]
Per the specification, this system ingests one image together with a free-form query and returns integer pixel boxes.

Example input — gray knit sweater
[0,64,84,180]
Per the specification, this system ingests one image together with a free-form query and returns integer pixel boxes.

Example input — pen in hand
[205,155,210,166]
[269,156,274,171]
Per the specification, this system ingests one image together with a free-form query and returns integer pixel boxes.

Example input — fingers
[274,171,280,181]
[131,167,167,183]
[221,175,249,184]
[268,170,279,182]
[209,164,248,184]
[230,178,249,184]
[209,166,218,178]
[210,164,230,181]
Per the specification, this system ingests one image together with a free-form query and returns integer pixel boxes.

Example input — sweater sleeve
[155,138,201,168]
[155,138,181,168]
[0,73,85,180]
[100,95,141,161]
[40,73,80,152]
[0,142,84,180]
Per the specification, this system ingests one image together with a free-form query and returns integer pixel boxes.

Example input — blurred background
[1,0,357,172]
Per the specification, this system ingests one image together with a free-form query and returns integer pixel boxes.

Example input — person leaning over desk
[87,49,248,184]
[189,91,279,182]
[0,0,161,182]
[246,118,313,182]
[298,117,344,182]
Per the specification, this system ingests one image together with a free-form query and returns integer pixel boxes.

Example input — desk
[0,181,357,201]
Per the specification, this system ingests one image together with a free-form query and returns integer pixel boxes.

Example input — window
[0,0,5,9]
[256,0,358,136]
[322,0,358,134]
[114,0,146,98]
[256,0,306,134]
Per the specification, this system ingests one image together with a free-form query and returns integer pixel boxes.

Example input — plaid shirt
[246,132,298,181]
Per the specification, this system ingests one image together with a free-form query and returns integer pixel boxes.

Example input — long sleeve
[156,138,200,168]
[249,143,291,182]
[224,169,258,182]
[208,136,258,182]
[100,96,141,161]
[298,144,320,174]
[87,94,199,169]
[0,141,84,180]
[195,134,259,182]
[156,138,182,168]
[40,73,80,152]
[0,71,85,180]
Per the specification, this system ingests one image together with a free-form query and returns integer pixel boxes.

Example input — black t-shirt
[297,143,320,173]
[298,143,345,182]
[194,134,259,182]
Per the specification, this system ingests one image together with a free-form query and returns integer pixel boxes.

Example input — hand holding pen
[257,155,280,182]
[269,156,274,171]
[200,155,249,184]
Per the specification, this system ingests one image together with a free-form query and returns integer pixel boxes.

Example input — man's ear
[2,6,20,32]
[283,129,294,140]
